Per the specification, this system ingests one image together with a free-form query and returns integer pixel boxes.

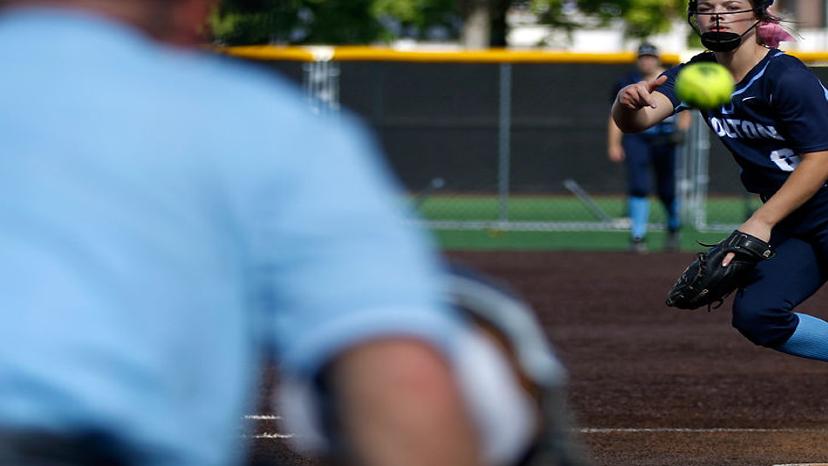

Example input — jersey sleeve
[770,58,828,154]
[657,64,683,109]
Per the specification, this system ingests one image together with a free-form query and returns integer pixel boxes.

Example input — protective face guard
[687,6,762,52]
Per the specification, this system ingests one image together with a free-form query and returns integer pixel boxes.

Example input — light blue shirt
[0,8,461,466]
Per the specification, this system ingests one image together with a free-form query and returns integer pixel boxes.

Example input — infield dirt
[247,251,828,466]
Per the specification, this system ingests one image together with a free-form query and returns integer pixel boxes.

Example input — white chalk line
[248,426,828,439]
[251,433,294,439]
[251,424,828,463]
[246,415,290,439]
[247,416,828,463]
[772,464,828,466]
[580,427,828,434]
[247,414,828,436]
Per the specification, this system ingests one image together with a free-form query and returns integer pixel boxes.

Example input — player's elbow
[613,115,648,134]
[611,107,650,134]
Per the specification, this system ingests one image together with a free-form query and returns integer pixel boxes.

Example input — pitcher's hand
[616,75,668,110]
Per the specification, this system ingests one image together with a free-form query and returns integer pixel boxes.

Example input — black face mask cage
[687,4,765,52]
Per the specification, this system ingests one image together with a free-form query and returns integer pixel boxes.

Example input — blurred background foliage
[212,0,459,44]
[561,0,687,38]
[212,0,689,46]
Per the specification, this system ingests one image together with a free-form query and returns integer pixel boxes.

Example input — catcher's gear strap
[447,268,589,466]
[275,265,584,466]
[445,269,566,389]
[276,328,538,466]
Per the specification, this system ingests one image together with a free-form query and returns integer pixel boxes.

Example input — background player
[608,42,692,253]
[613,0,828,362]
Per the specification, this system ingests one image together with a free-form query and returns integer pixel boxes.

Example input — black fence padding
[246,59,828,195]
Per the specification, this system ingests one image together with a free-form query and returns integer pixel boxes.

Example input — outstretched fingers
[619,75,668,110]
[647,75,668,92]
[634,85,658,109]
[640,75,668,109]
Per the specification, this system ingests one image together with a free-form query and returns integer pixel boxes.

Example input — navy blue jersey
[659,50,828,196]
[613,71,679,138]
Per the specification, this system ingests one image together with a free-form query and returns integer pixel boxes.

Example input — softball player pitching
[613,0,828,361]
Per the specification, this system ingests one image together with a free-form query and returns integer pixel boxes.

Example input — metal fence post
[689,111,710,230]
[498,63,512,224]
[676,121,691,229]
[303,47,340,116]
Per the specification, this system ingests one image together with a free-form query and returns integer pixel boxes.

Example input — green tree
[532,0,688,39]
[213,0,460,45]
[212,0,689,46]
[374,0,459,40]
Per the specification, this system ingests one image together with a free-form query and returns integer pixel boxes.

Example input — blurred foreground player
[0,1,577,465]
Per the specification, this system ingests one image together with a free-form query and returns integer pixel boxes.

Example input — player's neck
[714,43,770,84]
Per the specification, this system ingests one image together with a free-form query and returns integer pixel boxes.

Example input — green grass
[412,194,760,251]
[431,229,727,251]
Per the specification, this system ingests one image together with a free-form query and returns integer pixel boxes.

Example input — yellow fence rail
[222,46,681,64]
[222,45,828,65]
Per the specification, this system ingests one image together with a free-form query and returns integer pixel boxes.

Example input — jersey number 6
[770,148,800,172]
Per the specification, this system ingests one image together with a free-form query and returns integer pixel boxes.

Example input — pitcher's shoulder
[687,51,717,65]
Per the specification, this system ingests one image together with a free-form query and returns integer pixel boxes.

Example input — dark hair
[753,1,781,22]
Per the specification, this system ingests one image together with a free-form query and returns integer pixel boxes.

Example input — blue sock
[666,199,681,232]
[777,313,828,362]
[629,196,650,239]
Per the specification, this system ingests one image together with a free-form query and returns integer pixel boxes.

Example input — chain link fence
[238,48,799,233]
